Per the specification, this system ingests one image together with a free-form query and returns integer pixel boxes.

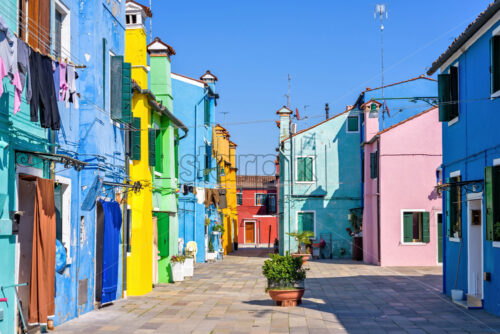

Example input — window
[438,65,459,122]
[54,0,70,59]
[490,35,500,96]
[22,0,51,53]
[347,116,359,132]
[448,175,462,238]
[297,211,315,236]
[296,157,314,182]
[54,10,62,58]
[255,193,266,206]
[485,166,500,241]
[402,211,430,243]
[130,117,141,160]
[267,194,276,214]
[237,193,242,205]
[204,98,211,126]
[126,14,137,25]
[148,129,157,167]
[370,151,378,179]
[54,180,71,261]
[110,55,132,124]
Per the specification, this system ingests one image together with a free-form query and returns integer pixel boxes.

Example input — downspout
[442,164,447,294]
[376,138,381,265]
[122,126,130,297]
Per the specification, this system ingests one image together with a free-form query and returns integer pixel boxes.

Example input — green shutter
[422,212,430,243]
[305,157,313,181]
[303,213,314,233]
[491,36,500,94]
[297,213,303,233]
[131,117,141,161]
[347,116,358,132]
[370,152,378,179]
[438,73,452,122]
[110,56,123,122]
[155,129,163,173]
[122,62,132,124]
[297,158,304,181]
[157,214,169,257]
[148,129,156,167]
[403,212,413,242]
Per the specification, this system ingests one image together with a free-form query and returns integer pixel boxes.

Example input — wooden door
[245,222,255,244]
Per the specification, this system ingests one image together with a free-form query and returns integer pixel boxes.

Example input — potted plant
[206,238,217,261]
[262,254,307,307]
[184,255,194,277]
[170,255,185,282]
[212,223,224,235]
[287,231,314,264]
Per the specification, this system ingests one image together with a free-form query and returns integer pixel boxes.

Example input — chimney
[325,103,330,120]
[147,37,175,111]
[276,106,293,141]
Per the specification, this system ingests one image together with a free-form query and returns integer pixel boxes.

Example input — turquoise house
[277,106,362,257]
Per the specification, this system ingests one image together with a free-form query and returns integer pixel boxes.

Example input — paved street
[54,249,500,334]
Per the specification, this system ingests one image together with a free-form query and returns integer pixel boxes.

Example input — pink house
[362,104,442,266]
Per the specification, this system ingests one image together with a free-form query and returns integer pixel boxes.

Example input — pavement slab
[54,249,500,334]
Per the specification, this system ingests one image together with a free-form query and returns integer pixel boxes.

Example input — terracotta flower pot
[268,289,305,307]
[292,253,311,264]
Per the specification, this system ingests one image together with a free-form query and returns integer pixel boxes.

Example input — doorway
[437,213,443,263]
[95,201,104,306]
[245,221,256,244]
[467,195,483,299]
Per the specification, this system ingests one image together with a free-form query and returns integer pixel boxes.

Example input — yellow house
[124,0,154,296]
[213,125,238,254]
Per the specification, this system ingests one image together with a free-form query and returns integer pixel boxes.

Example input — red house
[237,176,278,247]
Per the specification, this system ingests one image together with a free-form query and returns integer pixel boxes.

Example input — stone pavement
[54,249,500,334]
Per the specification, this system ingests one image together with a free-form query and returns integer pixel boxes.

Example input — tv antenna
[149,0,153,43]
[220,111,229,126]
[375,4,388,127]
[284,74,291,108]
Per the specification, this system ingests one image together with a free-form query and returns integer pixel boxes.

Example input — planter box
[268,289,305,307]
[292,253,311,264]
[206,252,217,261]
[171,262,184,282]
[184,257,194,277]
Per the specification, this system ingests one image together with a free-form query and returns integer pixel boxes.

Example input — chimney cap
[147,37,176,56]
[200,70,218,82]
[276,106,293,115]
[126,0,152,17]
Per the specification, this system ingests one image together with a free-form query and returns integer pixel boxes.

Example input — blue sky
[151,0,491,173]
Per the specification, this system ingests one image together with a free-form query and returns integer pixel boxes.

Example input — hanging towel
[195,187,205,204]
[59,61,67,101]
[17,39,31,102]
[100,200,122,304]
[65,64,78,109]
[218,189,228,209]
[29,178,56,325]
[0,16,13,97]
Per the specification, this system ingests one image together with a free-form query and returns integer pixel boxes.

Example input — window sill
[491,90,500,99]
[448,117,459,127]
[449,237,461,243]
[401,242,428,246]
[492,241,500,248]
[295,181,315,184]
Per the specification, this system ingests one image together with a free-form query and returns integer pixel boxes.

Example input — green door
[437,213,443,263]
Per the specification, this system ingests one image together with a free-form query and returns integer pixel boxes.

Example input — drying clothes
[29,51,61,130]
[64,64,78,109]
[29,178,56,325]
[100,200,122,304]
[0,15,14,81]
[0,58,6,97]
[195,187,205,204]
[17,39,31,101]
[59,61,67,101]
[52,61,60,101]
[204,189,220,208]
[218,189,228,209]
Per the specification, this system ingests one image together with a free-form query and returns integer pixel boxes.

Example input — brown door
[245,222,255,244]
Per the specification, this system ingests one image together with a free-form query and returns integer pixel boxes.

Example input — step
[466,294,483,309]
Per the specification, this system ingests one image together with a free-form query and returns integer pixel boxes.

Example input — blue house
[277,106,362,257]
[172,71,218,262]
[427,1,500,314]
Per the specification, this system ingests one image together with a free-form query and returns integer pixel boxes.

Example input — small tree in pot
[262,254,307,307]
[287,231,314,263]
[170,255,185,282]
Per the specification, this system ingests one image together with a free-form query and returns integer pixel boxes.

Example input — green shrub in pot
[262,253,307,291]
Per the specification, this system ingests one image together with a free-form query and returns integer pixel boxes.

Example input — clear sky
[150,0,491,174]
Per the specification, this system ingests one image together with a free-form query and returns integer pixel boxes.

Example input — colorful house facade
[172,71,218,262]
[427,1,500,313]
[362,104,442,266]
[277,106,362,257]
[236,176,278,247]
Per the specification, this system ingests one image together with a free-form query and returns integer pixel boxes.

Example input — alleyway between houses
[54,250,500,334]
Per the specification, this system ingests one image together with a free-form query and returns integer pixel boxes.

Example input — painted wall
[439,17,500,317]
[363,108,442,266]
[279,109,362,256]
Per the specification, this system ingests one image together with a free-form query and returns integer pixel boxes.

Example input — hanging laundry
[195,187,205,204]
[59,61,67,101]
[218,189,228,209]
[52,61,60,106]
[64,64,79,109]
[14,39,31,114]
[0,16,14,97]
[29,51,61,130]
[100,200,122,304]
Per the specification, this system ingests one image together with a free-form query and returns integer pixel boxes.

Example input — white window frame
[54,0,71,60]
[295,210,316,238]
[448,170,461,242]
[295,156,315,183]
[108,50,121,127]
[400,209,427,246]
[55,175,72,264]
[254,193,266,206]
[491,27,500,98]
[447,63,459,127]
[346,115,360,133]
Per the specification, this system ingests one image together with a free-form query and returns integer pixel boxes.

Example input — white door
[467,197,483,298]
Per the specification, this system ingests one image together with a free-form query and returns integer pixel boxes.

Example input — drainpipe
[442,164,447,294]
[376,138,381,264]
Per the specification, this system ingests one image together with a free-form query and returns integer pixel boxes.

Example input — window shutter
[297,213,303,233]
[157,214,169,257]
[110,56,123,122]
[305,158,313,181]
[155,129,163,173]
[450,66,459,119]
[486,167,494,241]
[422,212,430,243]
[148,130,156,167]
[370,152,378,179]
[438,74,452,122]
[403,212,413,242]
[297,158,304,181]
[131,117,141,161]
[491,36,500,94]
[122,62,132,124]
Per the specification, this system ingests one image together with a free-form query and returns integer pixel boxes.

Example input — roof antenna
[284,74,291,108]
[375,4,388,128]
[149,0,153,43]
